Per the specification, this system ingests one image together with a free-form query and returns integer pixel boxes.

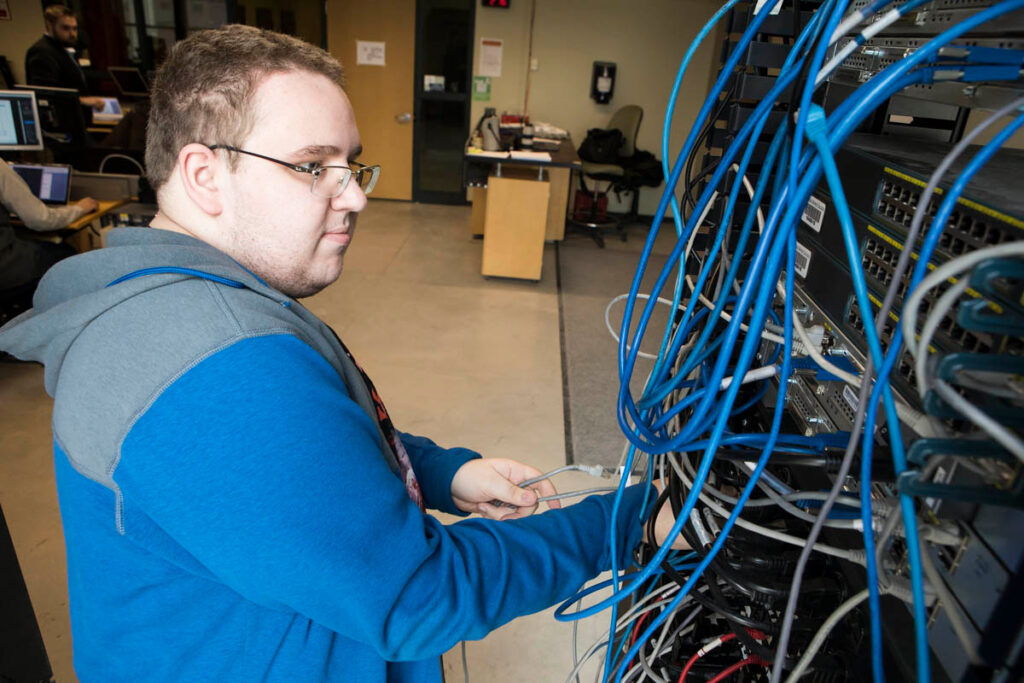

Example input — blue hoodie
[0,227,650,682]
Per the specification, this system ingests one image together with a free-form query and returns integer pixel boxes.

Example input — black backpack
[578,128,625,164]
[623,150,664,187]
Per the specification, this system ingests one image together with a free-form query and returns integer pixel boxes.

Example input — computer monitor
[0,90,44,151]
[13,84,89,150]
[9,162,72,204]
[108,67,149,97]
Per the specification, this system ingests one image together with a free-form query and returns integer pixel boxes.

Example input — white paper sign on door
[356,41,386,66]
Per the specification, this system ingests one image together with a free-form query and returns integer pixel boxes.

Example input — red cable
[677,629,766,683]
[705,655,765,683]
[626,613,650,671]
[631,613,649,647]
[677,632,737,682]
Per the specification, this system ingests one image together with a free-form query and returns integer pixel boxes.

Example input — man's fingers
[528,477,558,500]
[489,477,538,509]
[477,502,516,521]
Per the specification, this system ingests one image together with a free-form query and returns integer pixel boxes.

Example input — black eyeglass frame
[207,144,380,197]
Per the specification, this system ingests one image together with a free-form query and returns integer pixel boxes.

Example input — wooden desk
[67,200,125,229]
[12,200,128,249]
[464,139,581,280]
[63,199,129,252]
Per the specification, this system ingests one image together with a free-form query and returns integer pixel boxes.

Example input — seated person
[25,5,104,113]
[0,161,97,314]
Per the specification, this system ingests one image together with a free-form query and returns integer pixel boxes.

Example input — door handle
[395,112,413,124]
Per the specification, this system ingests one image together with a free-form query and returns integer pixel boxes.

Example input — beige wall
[471,0,723,216]
[963,108,1024,150]
[0,0,46,84]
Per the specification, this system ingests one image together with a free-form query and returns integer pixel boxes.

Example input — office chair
[573,104,644,248]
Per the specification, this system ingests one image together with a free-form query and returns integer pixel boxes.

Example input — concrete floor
[0,200,615,682]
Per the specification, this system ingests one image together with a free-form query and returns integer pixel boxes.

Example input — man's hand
[451,458,562,520]
[75,197,99,214]
[80,96,106,111]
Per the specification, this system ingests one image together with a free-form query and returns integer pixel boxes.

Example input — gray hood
[0,227,400,515]
[0,228,293,398]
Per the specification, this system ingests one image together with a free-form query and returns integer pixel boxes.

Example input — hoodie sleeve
[398,432,479,516]
[115,333,650,662]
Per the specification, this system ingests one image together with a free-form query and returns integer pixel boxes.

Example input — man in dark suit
[25,4,104,111]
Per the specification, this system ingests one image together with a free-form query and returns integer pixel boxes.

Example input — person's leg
[31,241,77,278]
[0,239,76,323]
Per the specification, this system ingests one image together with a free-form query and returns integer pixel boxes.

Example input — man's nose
[331,181,368,213]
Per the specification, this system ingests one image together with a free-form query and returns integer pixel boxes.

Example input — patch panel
[857,232,999,354]
[797,207,1004,386]
[874,5,1024,36]
[851,0,1021,11]
[787,283,923,431]
[874,173,1019,259]
[842,301,921,392]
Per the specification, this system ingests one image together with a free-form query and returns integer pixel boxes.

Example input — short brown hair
[145,25,345,190]
[43,4,75,27]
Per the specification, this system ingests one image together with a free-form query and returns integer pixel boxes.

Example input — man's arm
[0,163,95,230]
[115,333,650,661]
[397,432,480,515]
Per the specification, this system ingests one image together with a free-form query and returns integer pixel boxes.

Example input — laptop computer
[9,162,73,205]
[91,97,124,125]
[108,67,149,98]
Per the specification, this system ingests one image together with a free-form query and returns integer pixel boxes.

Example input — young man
[0,26,669,681]
[25,5,104,111]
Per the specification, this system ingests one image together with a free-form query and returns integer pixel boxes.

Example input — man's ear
[176,143,225,217]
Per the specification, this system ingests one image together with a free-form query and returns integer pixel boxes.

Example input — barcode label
[795,241,812,278]
[802,196,826,232]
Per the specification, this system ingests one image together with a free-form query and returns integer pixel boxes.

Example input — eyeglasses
[208,145,380,198]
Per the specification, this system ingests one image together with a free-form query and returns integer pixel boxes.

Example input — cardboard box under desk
[470,165,569,242]
[480,171,551,281]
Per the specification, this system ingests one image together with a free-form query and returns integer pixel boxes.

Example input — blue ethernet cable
[789,8,1024,678]
[611,204,802,683]
[663,65,935,683]
[634,0,1011,448]
[805,103,891,681]
[640,5,832,408]
[646,0,782,391]
[788,0,851,209]
[623,0,835,434]
[585,2,1024,679]
[640,118,792,409]
[603,159,807,676]
[765,14,1024,678]
[650,0,746,383]
[617,37,824,452]
[661,0,746,239]
[597,53,841,628]
[617,0,800,401]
